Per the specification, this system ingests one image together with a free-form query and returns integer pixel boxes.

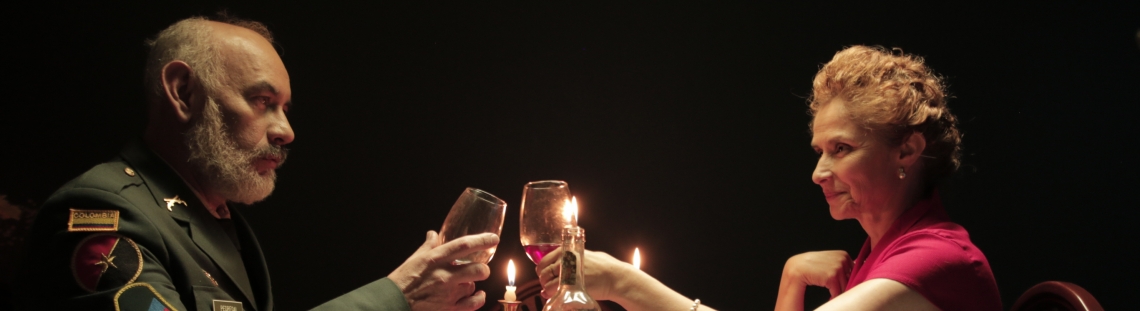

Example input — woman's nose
[812,157,832,185]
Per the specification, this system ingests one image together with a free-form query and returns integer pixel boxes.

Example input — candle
[504,259,517,301]
[562,196,579,227]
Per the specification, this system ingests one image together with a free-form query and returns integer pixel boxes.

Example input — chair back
[1010,281,1103,311]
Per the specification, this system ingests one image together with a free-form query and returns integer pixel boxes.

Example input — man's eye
[834,144,850,154]
[252,96,270,107]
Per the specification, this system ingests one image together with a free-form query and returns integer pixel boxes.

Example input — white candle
[504,259,517,301]
[633,247,641,270]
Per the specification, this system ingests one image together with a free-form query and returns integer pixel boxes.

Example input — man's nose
[268,111,294,146]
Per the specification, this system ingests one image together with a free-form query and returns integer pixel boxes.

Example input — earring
[898,167,906,179]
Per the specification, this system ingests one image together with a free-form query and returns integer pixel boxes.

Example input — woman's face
[810,100,904,220]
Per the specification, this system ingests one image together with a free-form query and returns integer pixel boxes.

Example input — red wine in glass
[523,243,561,264]
[520,180,574,265]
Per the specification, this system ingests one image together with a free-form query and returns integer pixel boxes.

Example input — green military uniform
[19,141,411,311]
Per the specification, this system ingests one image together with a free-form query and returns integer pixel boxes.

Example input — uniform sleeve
[18,187,187,311]
[863,231,995,311]
[309,277,411,311]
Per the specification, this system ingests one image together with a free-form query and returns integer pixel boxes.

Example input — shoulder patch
[114,282,178,311]
[72,233,143,292]
[68,208,120,232]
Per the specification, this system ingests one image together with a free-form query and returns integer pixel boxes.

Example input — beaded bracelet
[689,298,701,311]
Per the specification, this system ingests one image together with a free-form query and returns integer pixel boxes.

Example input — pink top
[846,192,1002,311]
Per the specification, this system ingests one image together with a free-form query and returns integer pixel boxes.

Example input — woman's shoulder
[876,222,993,280]
[889,222,982,258]
[873,223,1002,311]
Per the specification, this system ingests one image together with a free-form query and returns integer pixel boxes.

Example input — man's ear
[899,131,927,167]
[160,61,197,123]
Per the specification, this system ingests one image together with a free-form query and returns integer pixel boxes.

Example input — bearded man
[17,15,497,311]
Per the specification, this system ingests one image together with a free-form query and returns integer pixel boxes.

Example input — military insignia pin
[163,195,187,212]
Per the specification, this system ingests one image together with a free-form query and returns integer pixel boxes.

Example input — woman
[537,46,1000,311]
[774,46,1001,310]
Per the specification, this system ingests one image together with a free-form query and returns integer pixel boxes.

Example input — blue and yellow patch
[114,282,177,311]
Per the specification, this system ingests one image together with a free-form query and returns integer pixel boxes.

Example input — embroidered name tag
[68,209,120,232]
[213,300,243,311]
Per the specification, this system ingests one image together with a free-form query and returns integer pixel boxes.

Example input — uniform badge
[212,300,243,311]
[114,282,177,311]
[72,233,143,292]
[68,209,120,232]
[163,195,187,212]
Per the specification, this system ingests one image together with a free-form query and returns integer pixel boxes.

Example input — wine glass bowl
[439,187,507,265]
[519,180,573,264]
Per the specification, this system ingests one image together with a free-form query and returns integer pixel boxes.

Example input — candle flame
[507,259,516,286]
[562,197,579,226]
[633,248,641,270]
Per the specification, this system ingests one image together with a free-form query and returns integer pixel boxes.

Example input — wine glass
[439,187,508,265]
[519,180,574,264]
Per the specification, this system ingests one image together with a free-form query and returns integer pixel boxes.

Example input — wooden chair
[1010,281,1103,311]
[487,279,624,311]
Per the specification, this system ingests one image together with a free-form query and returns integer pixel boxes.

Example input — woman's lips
[823,190,845,200]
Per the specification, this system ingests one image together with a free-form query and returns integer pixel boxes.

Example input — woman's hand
[776,250,852,311]
[536,248,718,311]
[786,250,853,297]
[535,248,635,302]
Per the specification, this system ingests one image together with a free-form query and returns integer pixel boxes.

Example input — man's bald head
[143,14,275,106]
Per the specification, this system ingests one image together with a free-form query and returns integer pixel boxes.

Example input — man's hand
[388,231,499,311]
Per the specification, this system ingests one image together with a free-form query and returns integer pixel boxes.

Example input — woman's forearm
[775,264,806,311]
[609,267,717,311]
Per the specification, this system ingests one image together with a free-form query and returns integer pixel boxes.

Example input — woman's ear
[160,61,197,123]
[899,131,927,167]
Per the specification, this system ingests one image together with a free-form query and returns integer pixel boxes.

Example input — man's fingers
[443,262,492,284]
[454,289,487,311]
[432,233,499,263]
[455,281,476,297]
[419,230,440,252]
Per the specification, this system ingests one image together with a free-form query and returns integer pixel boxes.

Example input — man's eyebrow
[245,81,279,95]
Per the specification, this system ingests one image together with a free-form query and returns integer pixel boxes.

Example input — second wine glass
[519,180,574,264]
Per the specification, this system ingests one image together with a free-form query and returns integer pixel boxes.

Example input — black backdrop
[3,2,1138,310]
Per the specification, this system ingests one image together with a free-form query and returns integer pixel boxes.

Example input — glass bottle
[543,227,600,311]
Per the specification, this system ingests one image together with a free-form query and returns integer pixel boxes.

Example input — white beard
[184,96,287,204]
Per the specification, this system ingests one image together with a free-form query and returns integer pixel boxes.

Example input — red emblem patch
[72,233,143,292]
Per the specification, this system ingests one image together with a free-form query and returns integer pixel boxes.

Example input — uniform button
[124,167,136,177]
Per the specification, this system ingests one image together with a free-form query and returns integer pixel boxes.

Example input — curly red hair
[809,45,962,190]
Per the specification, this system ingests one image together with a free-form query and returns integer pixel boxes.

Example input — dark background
[3,2,1138,310]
